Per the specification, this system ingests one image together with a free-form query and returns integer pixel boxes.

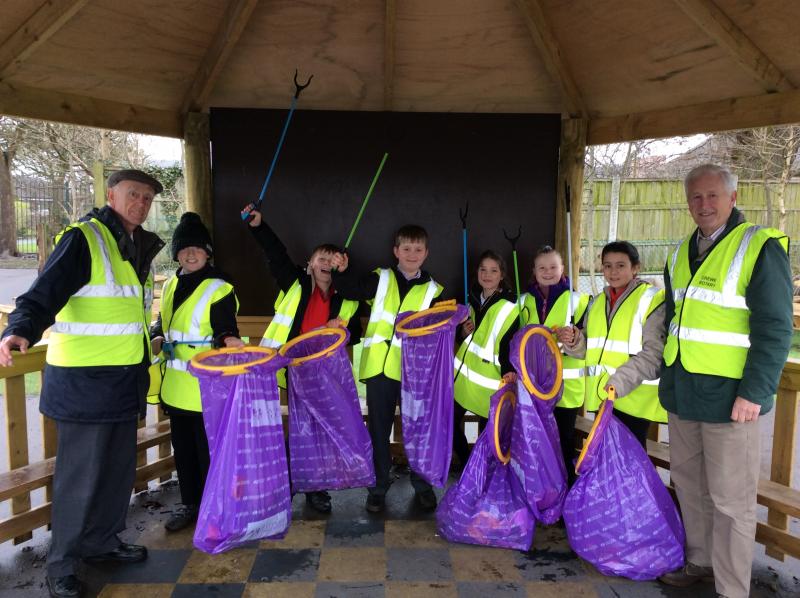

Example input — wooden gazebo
[1,0,799,561]
[2,0,800,264]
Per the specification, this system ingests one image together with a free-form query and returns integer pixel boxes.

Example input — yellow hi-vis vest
[585,282,666,422]
[157,275,237,411]
[453,298,518,418]
[259,279,360,349]
[360,268,442,381]
[521,290,590,409]
[663,223,789,379]
[47,219,153,367]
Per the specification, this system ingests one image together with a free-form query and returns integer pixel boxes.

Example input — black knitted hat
[171,212,213,261]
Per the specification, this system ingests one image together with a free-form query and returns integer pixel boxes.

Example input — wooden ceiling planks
[0,0,798,141]
[208,0,385,112]
[5,0,222,111]
[391,0,561,113]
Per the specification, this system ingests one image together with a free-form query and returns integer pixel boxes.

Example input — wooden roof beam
[588,88,800,145]
[513,0,588,118]
[384,0,396,111]
[672,0,794,93]
[180,0,260,114]
[0,0,90,81]
[0,82,182,137]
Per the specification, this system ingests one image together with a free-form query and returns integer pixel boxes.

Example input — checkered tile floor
[1,470,797,597]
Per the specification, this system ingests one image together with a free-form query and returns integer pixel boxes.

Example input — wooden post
[4,375,32,544]
[157,408,172,483]
[36,221,52,273]
[608,175,620,242]
[92,160,106,209]
[585,184,598,295]
[41,405,56,530]
[183,112,213,231]
[766,385,799,560]
[555,118,588,291]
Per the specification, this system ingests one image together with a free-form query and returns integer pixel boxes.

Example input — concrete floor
[0,468,798,598]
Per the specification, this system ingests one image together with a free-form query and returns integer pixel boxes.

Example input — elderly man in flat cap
[0,170,166,598]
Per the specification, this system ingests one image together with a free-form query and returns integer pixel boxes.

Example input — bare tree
[0,118,25,256]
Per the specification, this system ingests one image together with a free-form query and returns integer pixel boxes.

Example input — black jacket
[249,220,361,343]
[2,206,165,423]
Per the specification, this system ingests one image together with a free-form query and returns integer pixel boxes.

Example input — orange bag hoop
[517,326,563,401]
[574,385,616,474]
[395,301,461,337]
[190,346,279,376]
[493,389,516,464]
[278,327,348,365]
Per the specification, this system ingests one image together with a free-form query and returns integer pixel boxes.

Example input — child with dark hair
[452,250,519,466]
[519,245,590,483]
[557,240,667,447]
[150,212,244,532]
[243,207,362,513]
[331,224,444,513]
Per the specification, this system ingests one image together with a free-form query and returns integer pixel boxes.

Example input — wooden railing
[1,315,798,562]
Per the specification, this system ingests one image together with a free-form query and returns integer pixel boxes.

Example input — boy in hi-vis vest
[557,241,667,448]
[150,212,244,532]
[331,225,443,513]
[244,207,361,514]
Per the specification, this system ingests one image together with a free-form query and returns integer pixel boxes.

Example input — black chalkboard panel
[210,108,560,315]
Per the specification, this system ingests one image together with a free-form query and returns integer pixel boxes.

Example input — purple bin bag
[509,326,568,523]
[283,328,375,493]
[395,304,468,487]
[437,384,536,550]
[563,399,685,580]
[189,349,292,553]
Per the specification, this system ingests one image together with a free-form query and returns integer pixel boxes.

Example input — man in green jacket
[658,164,792,598]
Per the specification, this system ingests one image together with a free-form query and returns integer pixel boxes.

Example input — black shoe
[165,504,198,532]
[84,543,147,564]
[415,489,437,511]
[365,494,385,513]
[306,491,332,513]
[47,575,82,598]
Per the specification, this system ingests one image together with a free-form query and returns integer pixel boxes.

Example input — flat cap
[106,169,164,195]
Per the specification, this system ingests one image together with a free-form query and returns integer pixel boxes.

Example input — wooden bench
[0,421,174,544]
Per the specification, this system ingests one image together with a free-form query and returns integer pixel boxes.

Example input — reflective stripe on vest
[664,223,788,378]
[360,268,442,381]
[453,299,519,417]
[584,282,666,422]
[260,281,303,349]
[160,276,236,411]
[521,290,589,408]
[47,219,150,367]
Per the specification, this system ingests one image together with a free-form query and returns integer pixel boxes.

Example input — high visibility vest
[584,282,666,422]
[260,280,359,349]
[157,275,237,411]
[360,268,442,381]
[521,290,590,409]
[664,223,788,379]
[453,298,518,418]
[47,219,153,367]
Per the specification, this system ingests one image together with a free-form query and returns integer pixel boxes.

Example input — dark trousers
[553,406,579,487]
[169,412,210,507]
[365,374,431,497]
[47,419,138,577]
[614,409,652,449]
[452,402,487,466]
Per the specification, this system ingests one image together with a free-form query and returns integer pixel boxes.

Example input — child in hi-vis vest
[453,250,518,468]
[150,212,244,532]
[331,225,443,514]
[557,241,667,448]
[519,246,589,484]
[244,207,361,514]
